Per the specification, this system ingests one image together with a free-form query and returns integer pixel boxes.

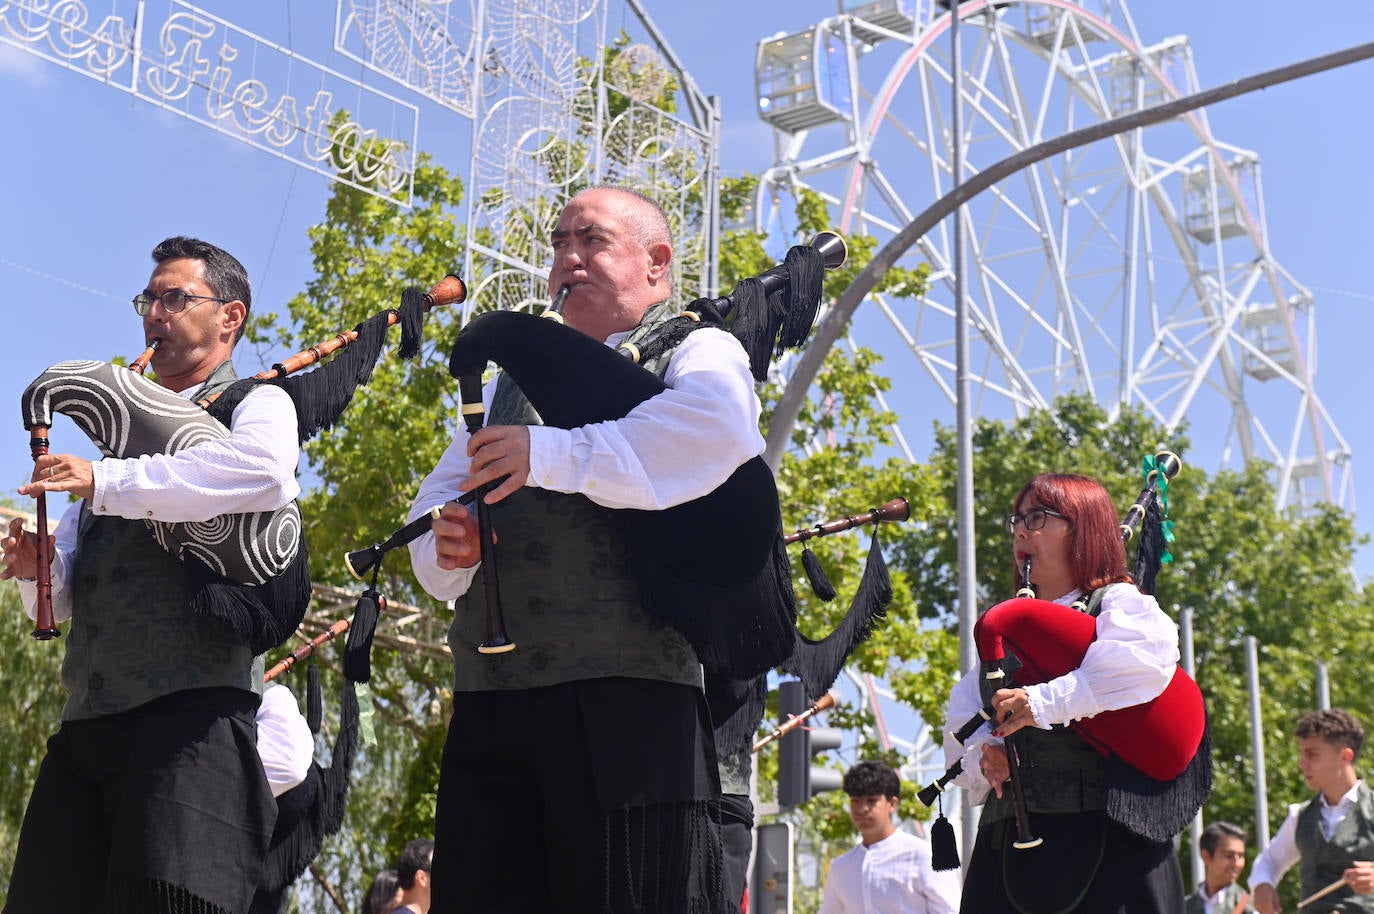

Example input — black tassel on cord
[931,797,960,871]
[801,546,837,601]
[343,588,381,684]
[784,530,893,703]
[306,661,323,734]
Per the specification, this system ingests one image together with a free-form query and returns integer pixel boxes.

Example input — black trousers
[959,812,1184,914]
[717,793,754,912]
[430,678,727,914]
[4,688,276,914]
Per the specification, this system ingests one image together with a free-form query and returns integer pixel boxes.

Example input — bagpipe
[19,274,467,652]
[920,452,1211,847]
[348,232,849,679]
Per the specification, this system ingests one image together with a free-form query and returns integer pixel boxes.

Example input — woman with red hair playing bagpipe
[938,471,1209,914]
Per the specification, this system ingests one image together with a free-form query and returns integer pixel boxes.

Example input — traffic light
[750,822,792,914]
[777,679,845,807]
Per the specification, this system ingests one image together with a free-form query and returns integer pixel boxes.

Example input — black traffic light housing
[777,680,844,807]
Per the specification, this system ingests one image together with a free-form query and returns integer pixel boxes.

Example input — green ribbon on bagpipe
[1141,454,1175,565]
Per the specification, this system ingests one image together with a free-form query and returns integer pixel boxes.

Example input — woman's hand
[991,687,1039,738]
[979,743,1010,799]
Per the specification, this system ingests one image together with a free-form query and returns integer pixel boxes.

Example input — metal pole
[1247,636,1270,849]
[1316,661,1330,709]
[949,0,979,864]
[763,41,1374,470]
[1180,608,1202,886]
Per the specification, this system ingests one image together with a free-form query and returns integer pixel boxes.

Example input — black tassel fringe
[705,673,768,757]
[396,286,428,360]
[640,536,796,676]
[784,531,893,703]
[1105,718,1213,843]
[778,245,824,351]
[187,539,312,655]
[639,535,796,680]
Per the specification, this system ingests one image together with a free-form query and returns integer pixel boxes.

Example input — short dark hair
[395,838,434,891]
[150,236,251,343]
[1199,821,1247,855]
[842,760,900,800]
[1296,708,1365,760]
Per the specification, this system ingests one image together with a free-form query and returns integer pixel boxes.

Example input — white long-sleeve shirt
[408,324,764,602]
[257,681,315,798]
[17,383,300,622]
[1248,782,1367,891]
[817,828,961,914]
[941,583,1180,805]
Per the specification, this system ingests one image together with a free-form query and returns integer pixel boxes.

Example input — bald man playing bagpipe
[408,185,776,914]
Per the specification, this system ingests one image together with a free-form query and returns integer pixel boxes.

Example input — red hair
[1012,474,1131,593]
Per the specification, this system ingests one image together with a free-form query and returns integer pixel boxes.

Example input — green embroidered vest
[448,303,703,693]
[978,589,1109,825]
[61,361,263,721]
[1297,784,1374,913]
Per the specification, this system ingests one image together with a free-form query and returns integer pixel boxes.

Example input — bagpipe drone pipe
[441,233,847,679]
[19,275,467,652]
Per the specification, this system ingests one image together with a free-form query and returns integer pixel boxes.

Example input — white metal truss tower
[336,0,722,317]
[753,0,1352,516]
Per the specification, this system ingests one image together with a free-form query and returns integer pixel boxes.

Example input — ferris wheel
[752,0,1352,516]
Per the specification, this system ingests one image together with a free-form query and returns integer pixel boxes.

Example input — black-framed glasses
[1004,507,1069,535]
[132,288,230,316]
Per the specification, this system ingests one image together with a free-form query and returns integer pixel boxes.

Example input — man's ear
[220,300,246,339]
[646,241,672,283]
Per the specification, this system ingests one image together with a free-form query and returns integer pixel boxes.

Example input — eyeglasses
[132,288,230,316]
[1004,507,1069,535]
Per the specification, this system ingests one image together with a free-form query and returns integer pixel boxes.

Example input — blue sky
[2,0,1373,575]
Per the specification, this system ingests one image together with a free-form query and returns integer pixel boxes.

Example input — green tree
[0,576,65,906]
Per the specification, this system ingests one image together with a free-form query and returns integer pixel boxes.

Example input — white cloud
[0,41,53,86]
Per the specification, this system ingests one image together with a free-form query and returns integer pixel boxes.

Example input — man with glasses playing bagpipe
[938,470,1210,914]
[1,237,302,913]
[408,185,788,914]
